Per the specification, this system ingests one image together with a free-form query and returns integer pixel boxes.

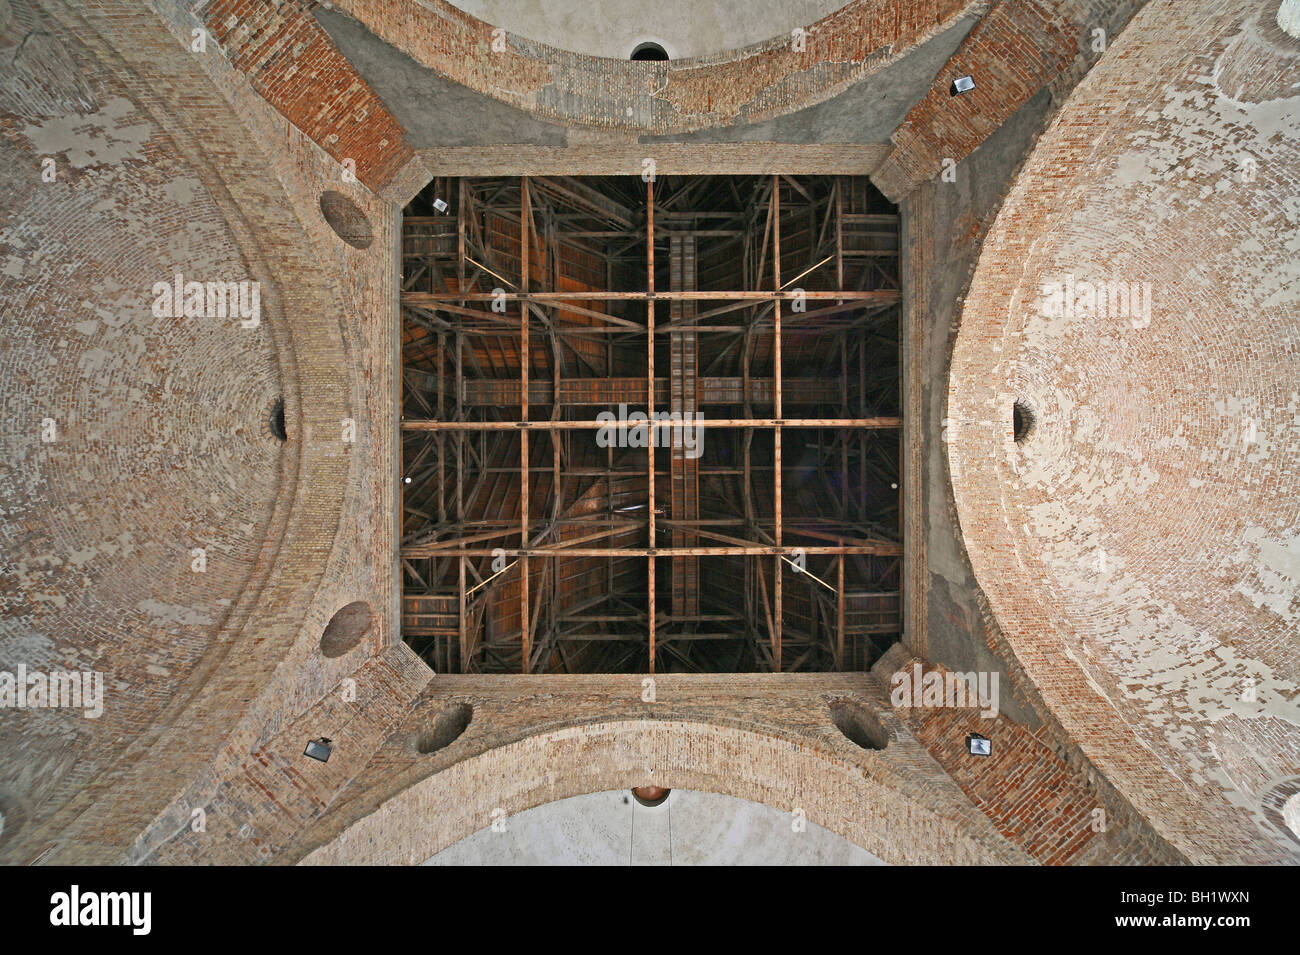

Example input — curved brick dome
[0,0,379,863]
[948,0,1300,863]
[444,0,847,60]
[313,0,980,134]
[4,0,1296,870]
[0,26,285,843]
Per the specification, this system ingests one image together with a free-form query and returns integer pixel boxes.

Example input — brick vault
[0,0,1296,867]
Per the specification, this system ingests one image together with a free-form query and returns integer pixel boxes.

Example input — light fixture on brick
[304,737,333,762]
[966,732,991,757]
[950,74,976,95]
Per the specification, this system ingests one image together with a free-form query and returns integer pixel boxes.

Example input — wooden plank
[404,545,902,558]
[773,175,783,672]
[647,175,656,674]
[402,290,900,303]
[520,176,531,674]
[403,417,902,431]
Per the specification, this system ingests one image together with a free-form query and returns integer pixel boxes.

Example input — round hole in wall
[630,42,668,61]
[631,785,671,807]
[268,397,286,442]
[414,702,473,754]
[320,601,373,658]
[828,698,888,751]
[1013,399,1036,444]
[319,190,374,249]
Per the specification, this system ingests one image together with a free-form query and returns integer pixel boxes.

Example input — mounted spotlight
[432,197,449,213]
[966,732,991,757]
[950,75,976,96]
[304,737,333,762]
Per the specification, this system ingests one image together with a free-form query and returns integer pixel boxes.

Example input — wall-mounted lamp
[304,737,333,762]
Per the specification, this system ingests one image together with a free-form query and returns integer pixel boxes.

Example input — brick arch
[946,0,1300,865]
[301,718,1022,865]
[0,0,363,864]
[320,0,980,134]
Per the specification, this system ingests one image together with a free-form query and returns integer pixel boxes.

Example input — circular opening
[268,397,286,442]
[319,191,374,249]
[828,698,888,751]
[630,42,669,61]
[1013,399,1036,444]
[631,785,671,807]
[1279,0,1300,39]
[414,702,473,754]
[1284,792,1300,840]
[320,601,373,658]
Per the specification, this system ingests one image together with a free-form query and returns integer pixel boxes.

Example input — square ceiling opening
[400,175,900,673]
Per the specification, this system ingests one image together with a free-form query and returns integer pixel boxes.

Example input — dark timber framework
[400,175,901,673]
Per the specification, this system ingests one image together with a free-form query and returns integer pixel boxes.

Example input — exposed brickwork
[901,187,931,659]
[133,644,429,864]
[946,0,1300,864]
[196,0,414,190]
[413,143,891,179]
[872,0,1145,201]
[325,0,979,134]
[3,0,1294,868]
[0,0,280,856]
[876,646,1109,863]
[290,673,1030,866]
[901,157,1184,865]
[0,0,398,864]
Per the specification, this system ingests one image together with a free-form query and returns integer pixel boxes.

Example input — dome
[947,0,1300,864]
